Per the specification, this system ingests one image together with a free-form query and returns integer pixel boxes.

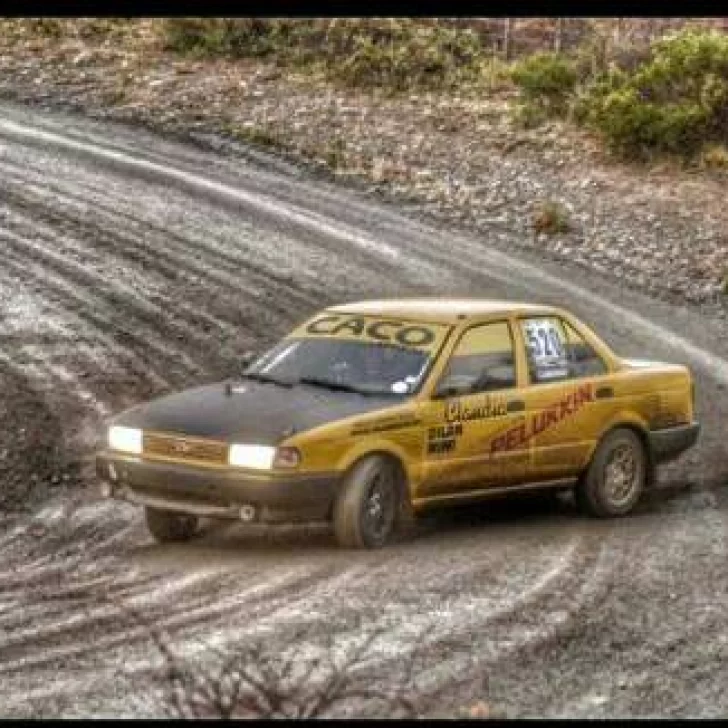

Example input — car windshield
[244,338,432,396]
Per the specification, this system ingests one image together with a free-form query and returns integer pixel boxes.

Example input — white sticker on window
[522,319,569,379]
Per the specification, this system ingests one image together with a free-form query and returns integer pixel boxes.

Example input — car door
[515,314,613,482]
[418,319,531,500]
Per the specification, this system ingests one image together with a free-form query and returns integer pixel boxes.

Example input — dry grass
[700,143,728,172]
[533,199,571,235]
[65,585,502,719]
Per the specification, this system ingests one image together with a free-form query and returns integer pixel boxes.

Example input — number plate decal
[522,318,569,380]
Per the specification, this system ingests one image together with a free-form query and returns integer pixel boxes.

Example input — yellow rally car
[96,299,700,549]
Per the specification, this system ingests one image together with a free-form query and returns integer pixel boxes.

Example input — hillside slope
[0,18,726,309]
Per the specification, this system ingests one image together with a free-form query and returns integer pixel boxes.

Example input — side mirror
[432,374,473,400]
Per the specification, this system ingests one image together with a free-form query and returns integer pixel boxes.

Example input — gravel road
[1,101,728,718]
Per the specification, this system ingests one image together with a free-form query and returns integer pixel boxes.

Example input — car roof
[326,298,559,324]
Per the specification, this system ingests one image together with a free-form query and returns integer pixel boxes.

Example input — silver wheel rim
[603,443,640,507]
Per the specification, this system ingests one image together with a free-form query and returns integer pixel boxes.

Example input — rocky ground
[0,19,726,315]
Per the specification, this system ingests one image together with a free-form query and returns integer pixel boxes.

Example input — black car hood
[114,380,399,445]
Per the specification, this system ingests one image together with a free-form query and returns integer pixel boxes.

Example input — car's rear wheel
[575,427,647,518]
[333,455,403,549]
[145,506,199,543]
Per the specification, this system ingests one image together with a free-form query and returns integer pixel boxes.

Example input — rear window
[520,317,607,384]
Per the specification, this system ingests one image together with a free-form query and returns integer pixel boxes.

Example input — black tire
[333,455,404,549]
[575,428,647,518]
[145,506,199,543]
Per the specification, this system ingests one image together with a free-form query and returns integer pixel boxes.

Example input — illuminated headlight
[108,426,143,455]
[228,444,300,470]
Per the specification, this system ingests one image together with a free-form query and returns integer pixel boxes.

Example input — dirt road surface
[1,101,727,718]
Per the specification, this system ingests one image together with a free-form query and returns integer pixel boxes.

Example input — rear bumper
[648,422,700,464]
[96,451,339,523]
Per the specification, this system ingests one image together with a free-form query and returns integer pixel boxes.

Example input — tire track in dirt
[0,361,67,512]
[0,183,299,337]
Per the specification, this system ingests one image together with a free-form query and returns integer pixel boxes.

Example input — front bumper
[96,451,339,524]
[648,422,700,464]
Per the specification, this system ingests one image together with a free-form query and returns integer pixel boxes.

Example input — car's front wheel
[575,427,647,518]
[145,506,199,543]
[333,455,403,549]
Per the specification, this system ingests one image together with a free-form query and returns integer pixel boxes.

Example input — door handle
[596,386,614,400]
[507,399,525,413]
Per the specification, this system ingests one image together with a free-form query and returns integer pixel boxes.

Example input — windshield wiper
[241,372,293,388]
[296,376,371,395]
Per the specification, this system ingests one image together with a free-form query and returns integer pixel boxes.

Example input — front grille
[143,432,228,466]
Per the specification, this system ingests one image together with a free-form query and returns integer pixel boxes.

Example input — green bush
[333,23,483,91]
[163,18,285,57]
[162,18,488,92]
[511,52,579,114]
[511,101,549,129]
[577,29,728,158]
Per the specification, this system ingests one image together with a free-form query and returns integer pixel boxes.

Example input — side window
[436,321,516,396]
[520,317,607,384]
[563,321,608,378]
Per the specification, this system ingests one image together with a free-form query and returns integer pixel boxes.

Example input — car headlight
[228,444,300,470]
[108,426,143,455]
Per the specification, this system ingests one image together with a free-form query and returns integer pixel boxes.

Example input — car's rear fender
[615,361,695,423]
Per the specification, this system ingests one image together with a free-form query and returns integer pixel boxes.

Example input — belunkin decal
[489,383,594,455]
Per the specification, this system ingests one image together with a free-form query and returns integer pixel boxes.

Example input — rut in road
[0,104,727,718]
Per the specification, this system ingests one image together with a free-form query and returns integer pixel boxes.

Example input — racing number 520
[525,322,564,360]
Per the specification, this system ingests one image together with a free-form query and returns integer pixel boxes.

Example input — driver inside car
[351,343,416,389]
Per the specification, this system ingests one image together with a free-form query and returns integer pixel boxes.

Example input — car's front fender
[337,437,421,492]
